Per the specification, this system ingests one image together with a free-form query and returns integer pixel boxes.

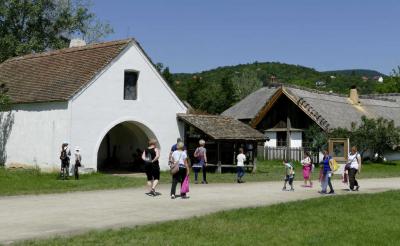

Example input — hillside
[323,69,386,78]
[164,61,395,114]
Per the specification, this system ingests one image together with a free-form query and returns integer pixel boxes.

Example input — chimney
[349,85,359,104]
[69,38,87,48]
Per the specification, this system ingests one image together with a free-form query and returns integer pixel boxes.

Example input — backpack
[60,150,67,161]
[144,149,153,163]
[331,159,339,172]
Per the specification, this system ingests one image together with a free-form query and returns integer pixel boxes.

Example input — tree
[0,0,112,62]
[328,116,400,160]
[304,124,328,150]
[231,70,262,100]
[0,83,10,111]
[376,66,400,93]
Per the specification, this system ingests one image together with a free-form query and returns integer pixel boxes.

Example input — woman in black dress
[142,139,160,196]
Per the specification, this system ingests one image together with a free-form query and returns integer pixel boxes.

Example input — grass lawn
[0,168,145,196]
[1,160,399,196]
[17,190,400,246]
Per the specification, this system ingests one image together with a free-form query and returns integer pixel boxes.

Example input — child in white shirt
[236,148,246,183]
[283,159,295,191]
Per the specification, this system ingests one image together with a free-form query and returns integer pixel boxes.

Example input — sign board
[328,138,349,175]
[328,138,349,163]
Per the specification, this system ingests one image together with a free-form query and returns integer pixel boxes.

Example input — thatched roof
[0,39,133,104]
[221,87,277,120]
[177,114,266,141]
[222,85,400,131]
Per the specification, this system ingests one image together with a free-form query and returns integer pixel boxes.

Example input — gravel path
[1,177,399,244]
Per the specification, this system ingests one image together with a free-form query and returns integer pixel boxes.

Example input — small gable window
[124,71,138,100]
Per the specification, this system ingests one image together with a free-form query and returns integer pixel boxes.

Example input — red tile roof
[0,39,133,104]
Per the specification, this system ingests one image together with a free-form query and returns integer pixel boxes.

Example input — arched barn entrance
[97,121,158,172]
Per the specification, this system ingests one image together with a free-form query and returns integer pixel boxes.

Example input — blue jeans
[237,166,245,180]
[194,163,206,182]
[321,171,334,193]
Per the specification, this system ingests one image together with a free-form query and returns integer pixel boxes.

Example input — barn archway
[97,121,158,172]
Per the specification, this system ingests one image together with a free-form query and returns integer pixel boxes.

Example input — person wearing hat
[74,147,82,180]
[59,142,71,180]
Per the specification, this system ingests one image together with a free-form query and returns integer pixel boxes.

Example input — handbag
[170,161,179,175]
[180,175,190,193]
[170,152,182,175]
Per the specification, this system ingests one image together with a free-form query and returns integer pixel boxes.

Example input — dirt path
[1,177,399,244]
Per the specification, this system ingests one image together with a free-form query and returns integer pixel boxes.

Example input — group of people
[141,138,249,199]
[60,138,363,198]
[283,146,362,194]
[59,142,82,180]
[141,138,209,199]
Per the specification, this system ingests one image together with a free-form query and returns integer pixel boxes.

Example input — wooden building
[222,84,400,161]
[177,114,266,173]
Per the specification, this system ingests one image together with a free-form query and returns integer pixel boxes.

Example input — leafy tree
[304,124,328,150]
[231,70,262,100]
[154,62,164,72]
[170,62,391,113]
[0,83,10,111]
[376,66,400,93]
[0,0,112,62]
[328,117,400,160]
[161,67,173,86]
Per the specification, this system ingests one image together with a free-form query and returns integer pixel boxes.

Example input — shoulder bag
[170,152,182,175]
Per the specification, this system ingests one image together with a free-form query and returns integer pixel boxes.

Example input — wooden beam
[250,88,283,128]
[252,141,257,173]
[286,116,291,159]
[217,142,221,174]
[282,88,329,132]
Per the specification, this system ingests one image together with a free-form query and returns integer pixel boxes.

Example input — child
[282,159,295,191]
[236,148,246,183]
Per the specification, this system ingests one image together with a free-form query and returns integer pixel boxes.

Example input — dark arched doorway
[97,121,156,172]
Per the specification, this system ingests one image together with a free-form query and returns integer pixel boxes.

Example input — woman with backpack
[59,142,71,180]
[319,150,334,194]
[142,139,160,196]
[193,139,208,184]
[301,151,313,187]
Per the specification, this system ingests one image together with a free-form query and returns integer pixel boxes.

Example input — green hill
[163,62,392,114]
[323,69,386,78]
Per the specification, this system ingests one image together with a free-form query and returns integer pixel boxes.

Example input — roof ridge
[4,38,134,63]
[360,93,400,99]
[180,113,232,119]
[270,82,348,97]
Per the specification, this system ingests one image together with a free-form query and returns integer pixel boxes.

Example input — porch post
[286,116,291,160]
[252,141,257,173]
[217,142,221,174]
[233,142,236,165]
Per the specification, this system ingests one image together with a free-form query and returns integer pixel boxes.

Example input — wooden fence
[258,146,320,163]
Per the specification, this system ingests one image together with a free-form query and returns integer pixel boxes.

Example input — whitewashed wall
[265,132,276,147]
[3,102,69,170]
[290,132,302,148]
[384,151,400,161]
[69,43,186,170]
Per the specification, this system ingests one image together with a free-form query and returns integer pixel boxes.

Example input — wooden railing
[258,146,320,163]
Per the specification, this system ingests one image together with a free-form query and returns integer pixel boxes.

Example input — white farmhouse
[0,39,187,171]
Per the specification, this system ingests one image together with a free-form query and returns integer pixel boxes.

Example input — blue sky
[93,0,400,74]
